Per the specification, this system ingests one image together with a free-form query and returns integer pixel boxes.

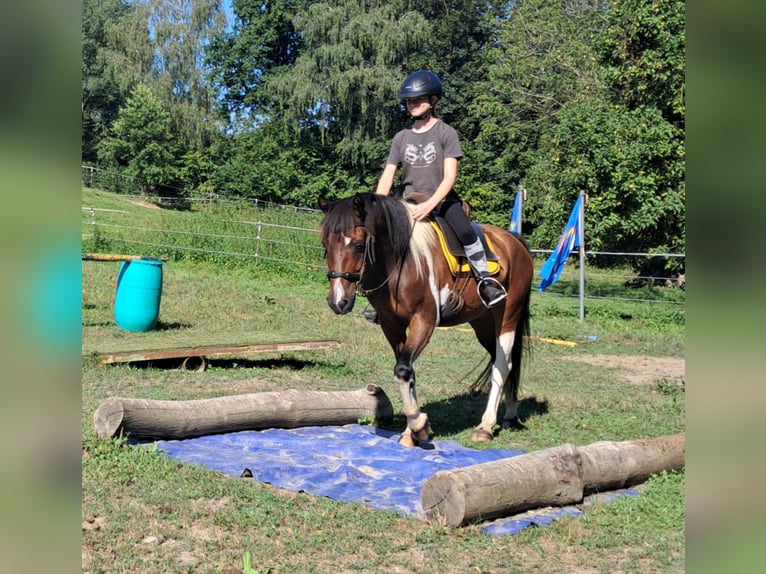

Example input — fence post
[255,222,262,266]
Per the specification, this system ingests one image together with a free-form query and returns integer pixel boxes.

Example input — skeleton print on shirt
[404,142,437,168]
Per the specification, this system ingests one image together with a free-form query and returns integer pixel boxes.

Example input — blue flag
[508,190,522,234]
[538,196,583,291]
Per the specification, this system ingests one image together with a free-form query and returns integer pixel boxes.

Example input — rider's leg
[439,199,507,308]
[464,239,508,308]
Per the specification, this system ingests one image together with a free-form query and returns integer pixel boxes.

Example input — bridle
[326,269,362,283]
[325,208,416,298]
[325,222,368,292]
[325,223,395,297]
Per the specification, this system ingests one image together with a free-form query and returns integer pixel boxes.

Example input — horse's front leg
[383,316,435,447]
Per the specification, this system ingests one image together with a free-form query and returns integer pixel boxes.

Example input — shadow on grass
[124,356,339,371]
[155,321,194,331]
[384,393,550,438]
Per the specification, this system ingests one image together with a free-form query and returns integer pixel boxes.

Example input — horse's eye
[353,242,365,254]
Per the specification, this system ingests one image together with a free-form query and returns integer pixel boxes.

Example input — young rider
[373,70,507,317]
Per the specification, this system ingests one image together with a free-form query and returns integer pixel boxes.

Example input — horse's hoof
[502,418,526,431]
[471,428,494,442]
[398,433,417,448]
[413,423,432,442]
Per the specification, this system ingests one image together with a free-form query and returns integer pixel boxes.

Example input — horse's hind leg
[470,315,514,442]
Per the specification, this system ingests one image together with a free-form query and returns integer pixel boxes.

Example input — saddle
[429,215,500,277]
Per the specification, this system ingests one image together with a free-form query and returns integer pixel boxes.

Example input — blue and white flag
[508,190,522,234]
[538,196,583,291]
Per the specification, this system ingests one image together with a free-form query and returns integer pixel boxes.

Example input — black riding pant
[431,194,478,246]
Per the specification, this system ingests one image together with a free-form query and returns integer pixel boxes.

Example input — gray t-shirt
[386,120,463,200]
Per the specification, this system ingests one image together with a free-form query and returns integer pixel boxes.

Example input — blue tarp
[148,424,637,536]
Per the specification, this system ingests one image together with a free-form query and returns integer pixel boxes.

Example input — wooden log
[93,384,394,440]
[94,340,341,366]
[421,444,584,528]
[578,433,685,494]
[421,433,685,528]
[82,253,168,262]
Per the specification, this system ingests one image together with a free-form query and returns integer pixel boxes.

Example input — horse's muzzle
[327,279,357,314]
[327,294,356,315]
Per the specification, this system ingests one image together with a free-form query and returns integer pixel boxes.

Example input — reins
[358,213,417,298]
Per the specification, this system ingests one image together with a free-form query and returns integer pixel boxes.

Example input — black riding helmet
[398,70,443,100]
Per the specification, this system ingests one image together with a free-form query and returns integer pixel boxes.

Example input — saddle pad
[429,221,500,276]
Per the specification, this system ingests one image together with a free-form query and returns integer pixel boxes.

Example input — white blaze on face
[330,234,355,306]
[331,278,346,305]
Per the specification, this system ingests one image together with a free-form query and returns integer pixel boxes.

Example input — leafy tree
[598,0,685,129]
[144,0,227,152]
[212,119,362,205]
[525,98,684,257]
[82,0,143,162]
[264,1,430,172]
[206,0,308,124]
[465,0,607,222]
[99,84,178,197]
[523,0,684,265]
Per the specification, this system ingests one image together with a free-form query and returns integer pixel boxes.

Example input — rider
[370,70,507,321]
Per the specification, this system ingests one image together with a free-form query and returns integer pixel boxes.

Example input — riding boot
[362,303,379,324]
[464,238,508,308]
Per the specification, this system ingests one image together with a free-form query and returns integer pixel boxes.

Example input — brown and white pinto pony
[319,193,533,447]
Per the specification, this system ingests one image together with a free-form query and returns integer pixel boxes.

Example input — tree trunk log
[578,433,685,494]
[93,384,393,440]
[421,444,584,528]
[421,433,685,527]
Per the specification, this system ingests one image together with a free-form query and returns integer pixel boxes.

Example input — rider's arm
[376,163,398,196]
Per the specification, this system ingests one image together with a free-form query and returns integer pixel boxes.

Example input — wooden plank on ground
[82,253,169,262]
[94,340,341,365]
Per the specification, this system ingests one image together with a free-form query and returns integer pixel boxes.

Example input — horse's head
[318,195,370,314]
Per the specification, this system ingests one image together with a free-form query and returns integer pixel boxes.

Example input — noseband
[326,270,362,283]
[326,222,367,288]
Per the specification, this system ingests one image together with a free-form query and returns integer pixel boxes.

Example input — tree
[144,0,227,151]
[82,0,144,162]
[523,0,685,264]
[598,0,685,130]
[206,0,308,124]
[264,0,430,172]
[99,84,178,197]
[525,98,684,256]
[465,0,607,221]
[212,118,360,205]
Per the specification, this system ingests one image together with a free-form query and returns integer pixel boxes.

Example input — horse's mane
[365,194,437,279]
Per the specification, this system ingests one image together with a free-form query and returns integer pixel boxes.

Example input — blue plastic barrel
[114,260,164,332]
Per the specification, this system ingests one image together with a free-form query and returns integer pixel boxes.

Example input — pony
[319,193,533,447]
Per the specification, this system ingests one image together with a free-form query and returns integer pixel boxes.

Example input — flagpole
[578,189,586,322]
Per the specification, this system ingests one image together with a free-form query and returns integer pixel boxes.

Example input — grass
[82,189,685,573]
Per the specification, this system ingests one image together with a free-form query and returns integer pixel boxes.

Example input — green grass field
[82,189,684,573]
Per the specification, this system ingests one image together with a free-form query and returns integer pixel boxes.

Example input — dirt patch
[127,198,162,210]
[562,354,685,386]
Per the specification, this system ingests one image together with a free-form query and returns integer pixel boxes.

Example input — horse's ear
[352,193,366,221]
[318,197,331,213]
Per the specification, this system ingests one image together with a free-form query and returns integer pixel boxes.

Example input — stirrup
[362,304,379,324]
[477,276,507,308]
